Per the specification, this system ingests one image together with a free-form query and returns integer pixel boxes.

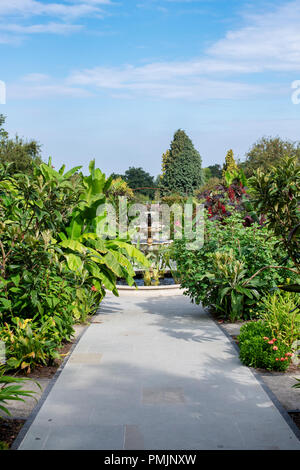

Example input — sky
[0,0,300,176]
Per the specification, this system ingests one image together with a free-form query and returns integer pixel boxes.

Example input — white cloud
[66,1,300,100]
[0,0,112,18]
[0,22,83,35]
[0,0,114,42]
[68,63,270,100]
[9,76,93,99]
[207,1,300,72]
[5,1,300,101]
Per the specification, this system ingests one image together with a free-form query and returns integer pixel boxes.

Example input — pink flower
[263,337,269,341]
[273,346,278,351]
[275,358,279,361]
[91,286,97,292]
[280,357,285,361]
[175,220,181,227]
[268,340,275,345]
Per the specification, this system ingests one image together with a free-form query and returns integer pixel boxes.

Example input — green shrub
[0,158,149,350]
[202,250,260,322]
[258,290,300,348]
[0,318,61,374]
[72,286,100,323]
[238,321,294,371]
[173,214,297,320]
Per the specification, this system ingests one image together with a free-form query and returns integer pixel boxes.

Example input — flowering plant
[238,321,293,371]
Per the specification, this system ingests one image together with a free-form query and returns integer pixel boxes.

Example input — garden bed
[0,418,25,450]
[14,339,75,380]
[0,324,87,449]
[289,412,300,432]
[218,319,300,415]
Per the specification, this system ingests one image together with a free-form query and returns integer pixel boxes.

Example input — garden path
[16,289,300,450]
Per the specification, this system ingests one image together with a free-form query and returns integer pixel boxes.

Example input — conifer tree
[160,129,203,195]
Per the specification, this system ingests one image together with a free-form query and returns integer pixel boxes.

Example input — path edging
[210,309,300,442]
[11,322,91,450]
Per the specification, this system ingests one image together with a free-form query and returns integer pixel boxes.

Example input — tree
[161,149,171,177]
[242,136,300,177]
[203,167,212,182]
[160,129,203,195]
[207,164,222,179]
[0,114,42,174]
[123,166,155,198]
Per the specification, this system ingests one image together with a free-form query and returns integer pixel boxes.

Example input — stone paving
[17,289,300,450]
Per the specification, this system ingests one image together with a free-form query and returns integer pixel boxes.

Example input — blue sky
[1,0,300,176]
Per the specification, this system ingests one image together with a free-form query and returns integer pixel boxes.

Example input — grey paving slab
[17,289,300,450]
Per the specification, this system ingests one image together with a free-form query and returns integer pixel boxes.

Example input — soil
[289,412,300,432]
[0,419,25,449]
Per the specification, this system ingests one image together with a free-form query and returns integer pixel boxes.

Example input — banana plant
[58,160,149,296]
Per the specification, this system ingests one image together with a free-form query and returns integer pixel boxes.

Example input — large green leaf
[102,251,125,278]
[65,253,83,272]
[107,240,150,267]
[60,239,86,253]
[65,217,83,240]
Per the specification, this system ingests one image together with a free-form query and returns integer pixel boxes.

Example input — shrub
[195,179,262,226]
[238,321,294,371]
[72,286,100,323]
[0,318,61,374]
[0,158,149,351]
[173,214,294,319]
[202,250,260,322]
[258,290,300,348]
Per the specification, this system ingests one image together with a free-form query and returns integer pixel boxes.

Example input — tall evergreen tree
[160,129,203,195]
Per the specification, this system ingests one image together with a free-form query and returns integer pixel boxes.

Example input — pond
[117,273,176,287]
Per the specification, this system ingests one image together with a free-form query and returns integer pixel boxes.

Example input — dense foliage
[238,321,294,372]
[173,214,295,321]
[0,115,42,175]
[0,158,148,372]
[241,136,300,177]
[249,156,300,278]
[112,167,156,199]
[238,290,299,372]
